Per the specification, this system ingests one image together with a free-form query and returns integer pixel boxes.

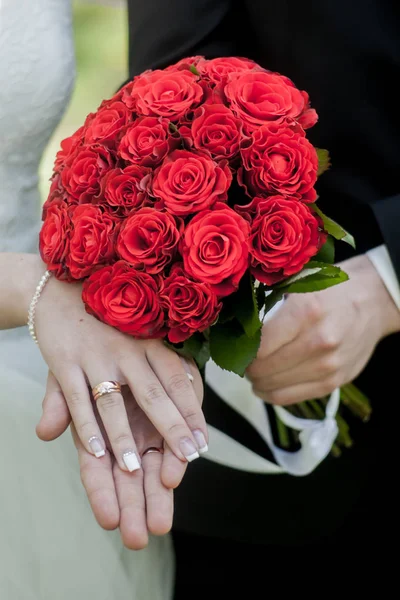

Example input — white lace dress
[0,2,173,598]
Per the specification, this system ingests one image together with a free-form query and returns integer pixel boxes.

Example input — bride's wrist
[0,253,48,330]
[15,254,49,328]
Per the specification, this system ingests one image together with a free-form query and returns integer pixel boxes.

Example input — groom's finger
[71,423,120,531]
[248,325,326,380]
[113,462,148,550]
[254,377,338,406]
[161,443,187,489]
[247,296,324,376]
[143,449,174,536]
[36,371,71,441]
[251,360,318,392]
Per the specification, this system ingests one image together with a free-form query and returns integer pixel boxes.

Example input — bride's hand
[34,273,207,476]
[39,372,203,549]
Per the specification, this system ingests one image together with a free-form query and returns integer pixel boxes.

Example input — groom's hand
[36,362,204,549]
[246,255,400,406]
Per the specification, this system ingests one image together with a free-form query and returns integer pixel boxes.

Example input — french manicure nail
[123,450,141,472]
[192,430,208,454]
[180,438,200,462]
[88,436,105,458]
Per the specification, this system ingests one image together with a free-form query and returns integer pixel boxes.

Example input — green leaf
[233,274,262,337]
[209,320,261,376]
[315,148,331,177]
[276,262,345,291]
[278,268,349,294]
[217,275,262,337]
[168,122,179,134]
[216,311,234,325]
[312,204,356,249]
[189,64,200,76]
[314,235,335,264]
[276,267,323,288]
[263,289,284,316]
[256,282,267,313]
[165,333,210,370]
[216,299,235,325]
[306,261,344,275]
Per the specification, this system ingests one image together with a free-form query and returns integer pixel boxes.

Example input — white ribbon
[204,299,340,476]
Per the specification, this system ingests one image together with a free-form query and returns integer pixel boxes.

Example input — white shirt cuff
[367,245,400,310]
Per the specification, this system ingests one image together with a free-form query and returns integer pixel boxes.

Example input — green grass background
[39,1,127,201]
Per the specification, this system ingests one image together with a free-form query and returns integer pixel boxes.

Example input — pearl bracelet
[27,270,52,344]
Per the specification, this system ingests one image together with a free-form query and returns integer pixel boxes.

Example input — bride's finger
[57,366,107,460]
[84,365,142,475]
[113,462,148,550]
[122,358,201,463]
[36,370,71,441]
[71,423,120,530]
[143,448,174,536]
[147,348,207,452]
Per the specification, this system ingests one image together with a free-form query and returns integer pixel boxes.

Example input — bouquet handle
[205,360,339,476]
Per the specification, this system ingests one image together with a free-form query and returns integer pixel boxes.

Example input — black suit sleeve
[127,0,236,76]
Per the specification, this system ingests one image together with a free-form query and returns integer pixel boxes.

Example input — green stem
[312,399,353,449]
[275,414,291,449]
[335,413,354,449]
[296,401,318,420]
[341,385,371,422]
[287,404,303,418]
[309,400,325,419]
[330,443,342,458]
[342,383,372,420]
[345,382,371,409]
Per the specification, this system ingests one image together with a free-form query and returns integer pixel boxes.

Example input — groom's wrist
[343,254,400,339]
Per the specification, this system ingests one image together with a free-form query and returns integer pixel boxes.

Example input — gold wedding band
[142,446,164,457]
[92,380,121,401]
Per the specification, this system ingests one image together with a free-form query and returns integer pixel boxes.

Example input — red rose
[101,165,152,216]
[248,196,326,285]
[298,107,318,130]
[275,83,318,131]
[199,57,258,85]
[124,69,204,120]
[61,145,114,203]
[42,175,72,219]
[84,101,131,147]
[54,125,85,172]
[119,117,179,167]
[152,150,232,216]
[181,203,250,296]
[66,205,117,280]
[225,71,306,132]
[82,261,165,338]
[239,125,318,202]
[39,201,71,279]
[162,264,222,343]
[191,104,242,161]
[166,56,206,72]
[116,208,182,274]
[297,91,318,130]
[120,80,137,109]
[99,80,132,109]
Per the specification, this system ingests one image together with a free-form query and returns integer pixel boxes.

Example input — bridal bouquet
[39,56,370,454]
